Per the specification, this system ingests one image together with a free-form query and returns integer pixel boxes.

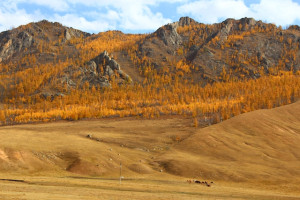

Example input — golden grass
[0,175,299,200]
[0,102,300,199]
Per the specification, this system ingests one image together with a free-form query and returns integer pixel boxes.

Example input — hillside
[158,101,300,183]
[0,101,299,181]
[138,17,300,81]
[0,20,90,64]
[0,101,299,199]
[0,17,300,125]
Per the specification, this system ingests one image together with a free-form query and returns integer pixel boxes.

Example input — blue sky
[1,0,300,33]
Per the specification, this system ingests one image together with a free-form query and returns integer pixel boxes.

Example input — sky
[1,0,300,34]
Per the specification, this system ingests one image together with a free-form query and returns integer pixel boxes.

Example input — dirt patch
[0,149,9,161]
[67,159,106,176]
[128,163,153,174]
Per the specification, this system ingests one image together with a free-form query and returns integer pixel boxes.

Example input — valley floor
[0,175,299,200]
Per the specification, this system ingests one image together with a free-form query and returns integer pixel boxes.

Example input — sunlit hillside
[0,17,300,125]
[0,101,299,199]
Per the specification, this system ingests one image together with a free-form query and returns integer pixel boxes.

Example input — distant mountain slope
[1,17,300,88]
[0,20,90,64]
[133,17,300,82]
[0,17,299,125]
[72,16,300,87]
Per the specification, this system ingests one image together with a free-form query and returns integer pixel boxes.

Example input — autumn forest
[0,17,299,126]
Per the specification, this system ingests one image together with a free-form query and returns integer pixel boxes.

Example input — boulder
[117,70,131,81]
[86,61,97,75]
[104,65,114,76]
[64,28,89,41]
[108,59,120,70]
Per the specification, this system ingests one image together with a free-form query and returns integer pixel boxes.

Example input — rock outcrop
[87,50,131,81]
[218,18,235,41]
[156,23,182,46]
[0,31,34,62]
[64,28,87,41]
[155,16,198,47]
[60,51,132,90]
[178,16,197,27]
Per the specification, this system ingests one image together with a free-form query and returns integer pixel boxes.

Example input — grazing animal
[187,179,214,187]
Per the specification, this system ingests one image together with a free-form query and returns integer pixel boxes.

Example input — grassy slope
[159,101,300,183]
[0,102,299,199]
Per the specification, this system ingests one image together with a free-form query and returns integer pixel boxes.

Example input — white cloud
[178,0,300,27]
[249,0,300,26]
[178,0,248,23]
[65,0,178,31]
[0,1,42,31]
[51,13,115,32]
[0,0,182,33]
[22,0,70,12]
[119,5,171,31]
[65,0,186,8]
[1,0,300,33]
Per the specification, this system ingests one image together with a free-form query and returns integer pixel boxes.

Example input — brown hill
[156,100,300,183]
[0,101,299,187]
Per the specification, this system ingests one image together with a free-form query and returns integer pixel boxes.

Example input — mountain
[0,17,299,125]
[0,20,134,97]
[1,17,300,88]
[135,17,300,82]
[0,20,90,64]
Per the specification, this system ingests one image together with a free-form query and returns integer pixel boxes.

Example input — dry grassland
[0,102,300,199]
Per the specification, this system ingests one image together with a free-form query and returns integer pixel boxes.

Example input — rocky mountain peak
[239,17,257,26]
[154,17,197,47]
[154,17,186,47]
[0,20,91,63]
[178,17,197,27]
[217,17,258,41]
